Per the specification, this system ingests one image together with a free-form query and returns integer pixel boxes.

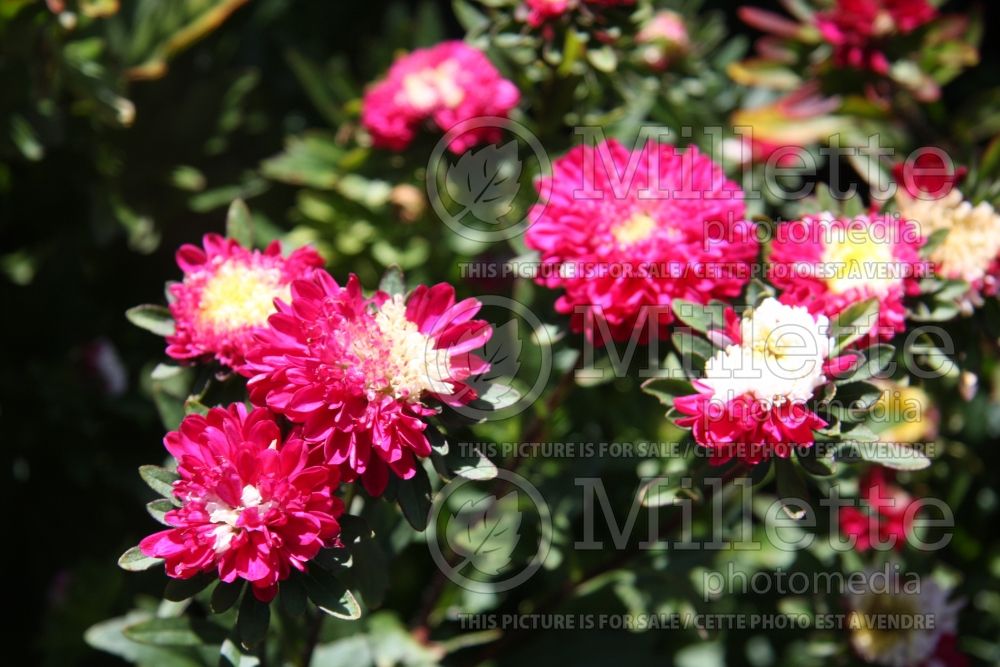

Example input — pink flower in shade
[524,139,757,345]
[673,298,853,465]
[636,10,690,70]
[166,234,324,372]
[244,272,491,496]
[523,0,576,28]
[892,149,967,200]
[815,0,937,74]
[767,214,928,343]
[361,41,520,154]
[839,466,918,551]
[924,634,969,667]
[139,405,344,602]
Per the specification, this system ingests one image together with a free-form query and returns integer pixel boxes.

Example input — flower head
[848,572,964,667]
[245,272,491,496]
[674,298,845,465]
[636,10,690,69]
[816,0,937,74]
[840,467,918,552]
[525,139,756,344]
[768,214,927,342]
[166,234,323,371]
[139,404,343,601]
[896,189,1000,306]
[361,41,520,154]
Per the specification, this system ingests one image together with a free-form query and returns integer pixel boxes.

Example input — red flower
[140,405,343,601]
[892,149,968,199]
[839,467,917,551]
[525,139,756,345]
[816,0,937,74]
[244,272,491,495]
[166,234,323,371]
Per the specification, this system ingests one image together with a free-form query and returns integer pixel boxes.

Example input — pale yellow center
[850,594,920,661]
[401,61,465,112]
[898,189,1000,284]
[821,228,898,294]
[612,212,658,246]
[198,261,288,330]
[351,296,454,402]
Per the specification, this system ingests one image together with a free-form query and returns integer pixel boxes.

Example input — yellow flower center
[198,261,288,331]
[612,212,659,246]
[401,61,465,112]
[350,296,454,402]
[850,593,920,661]
[821,227,898,294]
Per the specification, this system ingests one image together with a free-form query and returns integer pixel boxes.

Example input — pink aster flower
[674,298,851,465]
[816,0,937,74]
[139,404,343,602]
[361,41,520,154]
[523,0,576,28]
[166,234,323,371]
[839,466,918,551]
[768,213,928,343]
[525,139,756,345]
[244,272,491,496]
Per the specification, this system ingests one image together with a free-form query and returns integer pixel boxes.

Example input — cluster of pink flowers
[525,139,757,344]
[166,234,323,371]
[361,41,520,153]
[140,404,344,601]
[144,236,492,593]
[816,0,937,73]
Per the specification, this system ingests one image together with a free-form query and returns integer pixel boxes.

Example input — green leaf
[338,516,389,608]
[745,279,775,307]
[378,266,405,297]
[127,305,175,337]
[795,447,834,477]
[304,568,362,620]
[225,199,254,248]
[123,617,227,647]
[671,300,726,335]
[450,445,498,481]
[854,441,931,471]
[586,45,618,73]
[220,638,261,667]
[118,546,163,572]
[211,581,245,614]
[236,590,270,647]
[139,465,179,501]
[147,499,174,525]
[279,575,307,617]
[640,377,695,409]
[396,466,433,531]
[830,299,879,353]
[164,573,215,602]
[837,345,895,384]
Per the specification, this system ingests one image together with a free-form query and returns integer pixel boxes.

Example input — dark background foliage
[3,1,999,665]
